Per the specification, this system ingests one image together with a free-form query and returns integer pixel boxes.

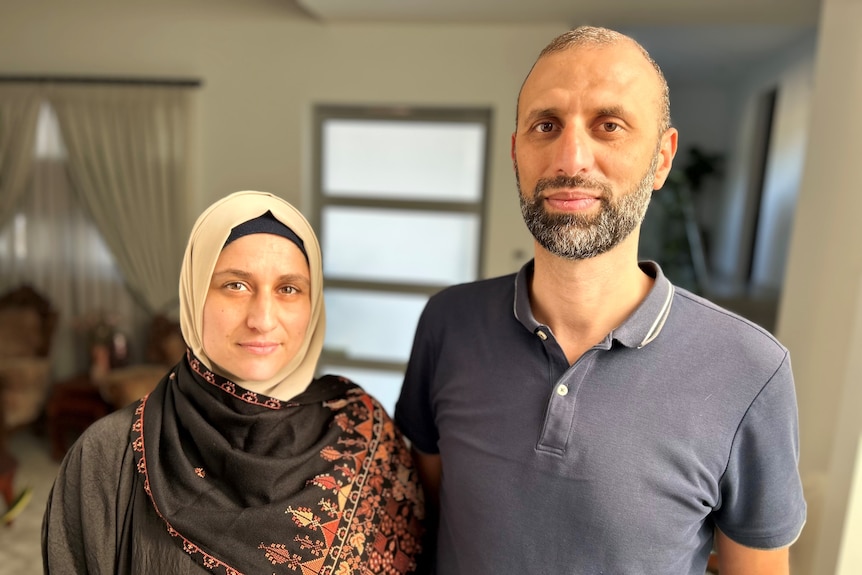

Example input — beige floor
[0,429,60,575]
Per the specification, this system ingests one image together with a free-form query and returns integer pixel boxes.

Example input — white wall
[1,0,819,291]
[710,33,818,295]
[836,432,862,574]
[0,0,562,278]
[750,54,814,295]
[779,0,862,570]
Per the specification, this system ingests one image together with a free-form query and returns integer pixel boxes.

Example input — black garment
[43,354,424,574]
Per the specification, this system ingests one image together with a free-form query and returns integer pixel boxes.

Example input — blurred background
[0,0,859,573]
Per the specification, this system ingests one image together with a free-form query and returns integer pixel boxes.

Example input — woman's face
[202,233,312,382]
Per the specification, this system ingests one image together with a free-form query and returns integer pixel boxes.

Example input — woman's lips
[239,342,280,355]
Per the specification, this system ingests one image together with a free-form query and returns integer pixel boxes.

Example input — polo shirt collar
[513,260,674,349]
[613,261,674,348]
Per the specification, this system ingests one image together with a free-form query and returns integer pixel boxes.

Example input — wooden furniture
[0,411,17,510]
[45,315,184,461]
[92,314,184,410]
[45,373,112,461]
[0,405,22,525]
[0,453,16,511]
[0,284,58,357]
[0,284,58,430]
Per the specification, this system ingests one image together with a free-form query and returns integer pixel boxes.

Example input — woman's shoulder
[62,401,140,465]
[294,374,359,405]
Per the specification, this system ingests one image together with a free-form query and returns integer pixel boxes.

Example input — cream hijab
[178,190,325,401]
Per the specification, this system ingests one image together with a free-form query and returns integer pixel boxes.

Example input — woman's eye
[280,286,299,295]
[225,281,247,291]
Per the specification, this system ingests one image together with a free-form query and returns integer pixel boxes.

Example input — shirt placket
[534,327,596,455]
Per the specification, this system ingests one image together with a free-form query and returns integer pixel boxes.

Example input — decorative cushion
[95,364,166,409]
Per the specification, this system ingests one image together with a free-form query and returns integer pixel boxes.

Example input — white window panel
[322,207,479,285]
[322,119,485,202]
[323,288,428,364]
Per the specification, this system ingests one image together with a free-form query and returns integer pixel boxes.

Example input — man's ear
[510,132,517,165]
[652,127,678,190]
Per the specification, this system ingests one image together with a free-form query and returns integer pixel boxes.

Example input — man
[395,26,806,575]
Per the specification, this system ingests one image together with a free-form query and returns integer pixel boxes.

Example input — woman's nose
[247,293,277,332]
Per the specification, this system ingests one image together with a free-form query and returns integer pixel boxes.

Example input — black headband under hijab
[224,211,307,260]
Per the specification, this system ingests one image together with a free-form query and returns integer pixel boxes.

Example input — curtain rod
[0,75,202,87]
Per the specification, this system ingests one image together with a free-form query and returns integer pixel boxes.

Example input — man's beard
[517,153,660,260]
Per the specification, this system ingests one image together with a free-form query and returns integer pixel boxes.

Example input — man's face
[511,41,677,260]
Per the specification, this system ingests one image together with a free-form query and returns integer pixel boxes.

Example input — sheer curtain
[0,84,41,230]
[0,103,148,378]
[48,84,191,315]
[0,83,194,379]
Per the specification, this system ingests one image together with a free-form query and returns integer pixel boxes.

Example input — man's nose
[553,125,595,176]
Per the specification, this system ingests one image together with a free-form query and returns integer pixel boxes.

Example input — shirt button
[556,384,569,396]
[536,330,548,340]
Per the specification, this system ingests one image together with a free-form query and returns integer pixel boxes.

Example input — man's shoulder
[670,286,788,359]
[416,273,519,337]
[429,272,517,306]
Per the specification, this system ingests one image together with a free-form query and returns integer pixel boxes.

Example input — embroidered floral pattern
[133,377,423,575]
[188,353,286,409]
[268,390,423,573]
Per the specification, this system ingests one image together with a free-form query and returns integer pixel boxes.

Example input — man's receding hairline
[517,25,672,135]
[538,25,630,57]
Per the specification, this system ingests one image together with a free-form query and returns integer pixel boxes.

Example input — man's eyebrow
[522,107,559,125]
[596,105,628,118]
[521,105,631,127]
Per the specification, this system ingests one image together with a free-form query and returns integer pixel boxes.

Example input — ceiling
[290,0,822,84]
[294,0,820,27]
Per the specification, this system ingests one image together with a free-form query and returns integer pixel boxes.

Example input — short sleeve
[395,301,441,455]
[715,353,807,548]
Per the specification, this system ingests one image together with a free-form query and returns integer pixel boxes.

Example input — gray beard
[517,154,659,260]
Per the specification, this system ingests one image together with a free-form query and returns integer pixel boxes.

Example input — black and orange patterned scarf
[132,352,424,574]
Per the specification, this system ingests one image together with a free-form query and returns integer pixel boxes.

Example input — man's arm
[412,447,441,574]
[413,447,441,509]
[715,528,790,575]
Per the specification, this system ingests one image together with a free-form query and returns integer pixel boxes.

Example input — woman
[43,191,424,574]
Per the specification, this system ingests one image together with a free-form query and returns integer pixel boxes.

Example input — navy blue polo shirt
[395,260,806,575]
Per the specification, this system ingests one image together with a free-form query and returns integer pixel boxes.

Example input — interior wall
[778,0,862,570]
[749,54,814,295]
[710,32,817,296]
[0,0,566,280]
[4,0,817,291]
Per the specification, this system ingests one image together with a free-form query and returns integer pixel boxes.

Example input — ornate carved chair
[0,284,56,523]
[46,314,186,461]
[0,284,58,430]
